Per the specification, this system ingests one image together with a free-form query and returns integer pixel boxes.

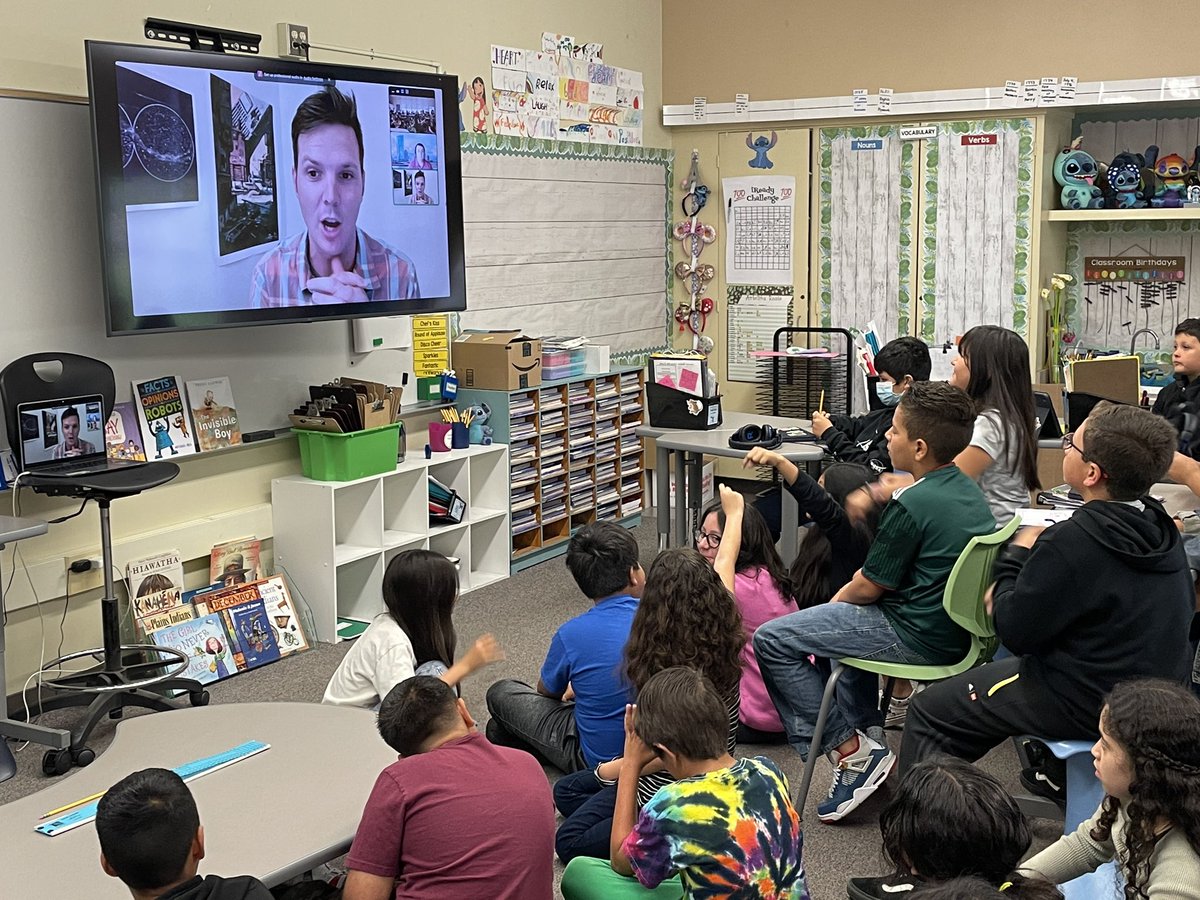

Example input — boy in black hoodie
[812,335,932,476]
[898,402,1195,771]
[97,768,273,900]
[1152,317,1200,457]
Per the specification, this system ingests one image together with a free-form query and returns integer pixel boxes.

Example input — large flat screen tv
[86,41,466,336]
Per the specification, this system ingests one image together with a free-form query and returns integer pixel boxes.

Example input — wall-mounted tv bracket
[143,18,261,55]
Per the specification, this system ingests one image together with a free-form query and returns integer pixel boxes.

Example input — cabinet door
[920,118,1035,342]
[817,124,916,342]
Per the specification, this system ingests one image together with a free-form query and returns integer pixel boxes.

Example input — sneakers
[846,875,922,899]
[818,732,896,822]
[884,681,924,729]
[1020,764,1066,804]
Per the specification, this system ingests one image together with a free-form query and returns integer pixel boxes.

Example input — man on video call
[250,85,420,307]
[51,406,96,459]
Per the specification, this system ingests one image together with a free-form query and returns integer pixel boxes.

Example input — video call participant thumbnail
[250,86,420,308]
[52,406,97,459]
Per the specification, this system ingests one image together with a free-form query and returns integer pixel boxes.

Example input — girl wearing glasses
[695,493,795,743]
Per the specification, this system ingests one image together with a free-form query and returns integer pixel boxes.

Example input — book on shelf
[185,376,242,452]
[223,599,282,670]
[621,498,643,516]
[150,613,238,684]
[193,577,309,658]
[209,537,263,586]
[127,550,186,636]
[131,375,200,459]
[105,401,147,461]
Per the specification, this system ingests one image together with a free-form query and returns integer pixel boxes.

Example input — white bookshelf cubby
[272,443,510,642]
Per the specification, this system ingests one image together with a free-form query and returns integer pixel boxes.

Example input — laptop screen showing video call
[19,397,107,468]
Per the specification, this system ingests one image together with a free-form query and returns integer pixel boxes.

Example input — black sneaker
[847,874,924,899]
[1020,764,1066,804]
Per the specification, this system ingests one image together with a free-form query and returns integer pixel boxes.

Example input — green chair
[795,516,1021,813]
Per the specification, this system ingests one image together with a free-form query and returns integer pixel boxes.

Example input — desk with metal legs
[637,411,824,563]
[0,515,70,753]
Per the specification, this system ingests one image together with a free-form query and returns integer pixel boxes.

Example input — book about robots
[149,613,238,685]
[184,376,242,452]
[104,401,147,461]
[131,375,199,459]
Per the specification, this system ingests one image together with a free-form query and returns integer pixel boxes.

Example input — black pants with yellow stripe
[897,657,1100,774]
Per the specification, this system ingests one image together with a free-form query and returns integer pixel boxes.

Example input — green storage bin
[293,422,401,481]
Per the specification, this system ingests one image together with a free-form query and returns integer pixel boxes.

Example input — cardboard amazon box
[453,330,542,390]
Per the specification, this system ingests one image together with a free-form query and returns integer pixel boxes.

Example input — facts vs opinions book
[185,377,242,452]
[132,375,199,459]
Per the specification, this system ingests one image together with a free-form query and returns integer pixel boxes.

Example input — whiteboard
[0,94,670,436]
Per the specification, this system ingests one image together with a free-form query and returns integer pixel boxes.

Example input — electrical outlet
[277,23,309,59]
[62,555,106,593]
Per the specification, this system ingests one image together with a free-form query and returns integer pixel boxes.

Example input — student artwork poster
[113,61,452,315]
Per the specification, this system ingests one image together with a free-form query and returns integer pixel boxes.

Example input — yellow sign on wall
[412,315,450,377]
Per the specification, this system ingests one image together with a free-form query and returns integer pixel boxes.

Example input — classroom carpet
[0,516,1061,898]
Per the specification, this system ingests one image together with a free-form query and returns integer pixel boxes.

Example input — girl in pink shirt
[696,497,796,742]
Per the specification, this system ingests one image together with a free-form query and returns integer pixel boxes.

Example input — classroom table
[636,411,825,564]
[0,702,396,896]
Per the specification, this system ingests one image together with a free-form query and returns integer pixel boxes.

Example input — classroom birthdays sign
[1084,256,1186,282]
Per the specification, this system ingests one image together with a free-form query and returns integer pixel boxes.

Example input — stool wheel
[42,748,72,777]
[72,747,95,768]
[189,690,210,707]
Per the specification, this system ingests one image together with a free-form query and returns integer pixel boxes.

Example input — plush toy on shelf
[1102,151,1150,209]
[466,402,493,445]
[1054,137,1105,209]
[1146,144,1192,208]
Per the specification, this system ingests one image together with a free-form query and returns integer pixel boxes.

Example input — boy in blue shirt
[486,521,643,773]
[754,381,995,822]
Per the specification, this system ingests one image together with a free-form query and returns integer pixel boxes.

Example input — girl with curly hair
[1023,679,1200,899]
[553,485,746,863]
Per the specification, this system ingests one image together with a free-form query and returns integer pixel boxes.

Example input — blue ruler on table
[35,740,270,837]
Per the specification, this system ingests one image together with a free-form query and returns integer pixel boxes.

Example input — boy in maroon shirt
[343,676,555,900]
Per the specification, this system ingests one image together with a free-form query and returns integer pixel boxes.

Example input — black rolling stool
[0,353,207,776]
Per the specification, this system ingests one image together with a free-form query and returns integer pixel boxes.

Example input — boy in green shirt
[754,381,995,822]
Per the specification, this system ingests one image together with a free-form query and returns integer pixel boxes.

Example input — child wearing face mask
[810,336,931,476]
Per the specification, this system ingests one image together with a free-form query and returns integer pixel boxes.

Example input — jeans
[484,679,586,774]
[553,769,618,862]
[754,602,930,760]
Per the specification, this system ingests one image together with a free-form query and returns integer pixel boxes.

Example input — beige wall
[662,0,1200,106]
[0,1,664,692]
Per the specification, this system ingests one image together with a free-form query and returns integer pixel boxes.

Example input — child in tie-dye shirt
[560,666,809,900]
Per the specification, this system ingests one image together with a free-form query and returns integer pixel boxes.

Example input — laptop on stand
[16,395,146,477]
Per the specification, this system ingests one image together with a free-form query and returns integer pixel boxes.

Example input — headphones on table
[728,423,783,451]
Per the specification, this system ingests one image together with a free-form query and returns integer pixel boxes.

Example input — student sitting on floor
[486,521,643,774]
[343,676,554,900]
[753,335,930,540]
[96,767,273,900]
[899,403,1195,774]
[1153,317,1200,458]
[1021,679,1200,898]
[846,757,1061,900]
[323,548,503,708]
[553,487,746,863]
[754,380,995,823]
[560,666,809,900]
[694,494,795,743]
